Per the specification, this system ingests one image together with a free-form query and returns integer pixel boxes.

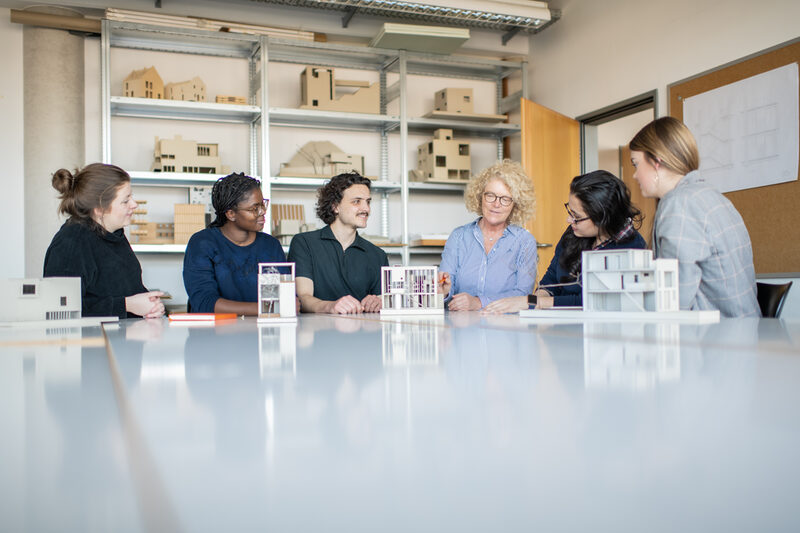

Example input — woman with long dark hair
[483,170,646,313]
[183,172,285,315]
[43,163,165,318]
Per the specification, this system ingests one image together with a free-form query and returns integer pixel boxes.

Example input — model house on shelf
[380,266,444,316]
[423,88,507,123]
[257,263,297,323]
[174,204,206,244]
[300,66,380,114]
[412,128,471,183]
[129,200,175,244]
[279,140,365,178]
[271,204,315,246]
[151,135,230,174]
[165,76,206,102]
[123,66,163,99]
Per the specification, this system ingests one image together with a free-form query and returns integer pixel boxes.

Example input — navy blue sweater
[183,227,285,312]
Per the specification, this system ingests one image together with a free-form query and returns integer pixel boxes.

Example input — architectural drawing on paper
[123,66,164,99]
[581,249,679,313]
[412,128,471,183]
[278,140,365,178]
[151,135,229,174]
[165,76,206,102]
[380,266,444,315]
[300,66,380,114]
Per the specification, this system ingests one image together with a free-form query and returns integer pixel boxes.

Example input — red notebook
[168,313,238,321]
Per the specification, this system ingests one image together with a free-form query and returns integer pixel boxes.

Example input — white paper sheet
[683,63,798,193]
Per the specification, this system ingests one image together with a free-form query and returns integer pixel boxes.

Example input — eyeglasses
[483,192,514,207]
[236,198,269,216]
[564,203,590,223]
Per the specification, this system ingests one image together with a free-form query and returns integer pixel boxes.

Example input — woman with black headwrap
[183,172,285,315]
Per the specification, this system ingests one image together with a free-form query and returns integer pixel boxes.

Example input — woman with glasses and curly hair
[629,117,759,317]
[484,170,646,314]
[438,159,538,311]
[183,172,285,315]
[43,163,165,319]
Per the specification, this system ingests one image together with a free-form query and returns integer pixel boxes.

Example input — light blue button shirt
[439,218,538,307]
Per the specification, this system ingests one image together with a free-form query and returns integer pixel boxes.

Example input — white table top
[2,313,799,532]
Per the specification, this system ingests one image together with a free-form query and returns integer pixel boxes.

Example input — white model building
[582,249,679,312]
[380,266,444,315]
[257,263,297,322]
[0,277,81,322]
[151,135,229,174]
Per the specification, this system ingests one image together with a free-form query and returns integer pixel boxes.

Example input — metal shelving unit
[101,22,527,267]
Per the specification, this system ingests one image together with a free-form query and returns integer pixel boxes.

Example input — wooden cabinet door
[520,98,580,282]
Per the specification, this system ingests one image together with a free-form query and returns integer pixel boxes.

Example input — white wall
[0,8,24,278]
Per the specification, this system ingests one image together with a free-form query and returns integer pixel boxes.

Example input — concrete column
[23,6,85,276]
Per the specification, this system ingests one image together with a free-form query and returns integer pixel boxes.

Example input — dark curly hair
[316,171,372,225]
[559,170,643,281]
[210,172,261,227]
[51,163,130,235]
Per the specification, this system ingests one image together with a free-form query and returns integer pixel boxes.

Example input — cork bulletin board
[669,38,800,274]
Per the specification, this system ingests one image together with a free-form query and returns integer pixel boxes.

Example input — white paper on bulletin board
[683,62,798,193]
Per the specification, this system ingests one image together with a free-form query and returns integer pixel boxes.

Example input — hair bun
[52,168,75,195]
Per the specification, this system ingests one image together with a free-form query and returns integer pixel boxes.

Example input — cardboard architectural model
[151,135,229,174]
[174,204,207,244]
[123,66,164,99]
[271,204,315,246]
[257,263,297,323]
[129,200,175,244]
[581,249,679,313]
[165,76,206,102]
[424,88,507,122]
[413,128,471,182]
[300,66,379,114]
[380,266,444,315]
[279,140,365,178]
[216,95,247,105]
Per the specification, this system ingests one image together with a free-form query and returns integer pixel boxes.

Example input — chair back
[756,281,793,318]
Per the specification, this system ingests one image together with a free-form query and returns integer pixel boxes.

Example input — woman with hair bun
[43,163,165,319]
[628,116,759,317]
[182,172,285,315]
[483,170,646,313]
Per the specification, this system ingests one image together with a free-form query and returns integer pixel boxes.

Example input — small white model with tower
[380,266,444,315]
[257,263,297,323]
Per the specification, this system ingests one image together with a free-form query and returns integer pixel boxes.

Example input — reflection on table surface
[2,314,800,532]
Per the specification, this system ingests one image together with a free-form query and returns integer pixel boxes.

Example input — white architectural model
[257,263,297,323]
[582,249,679,312]
[520,249,720,323]
[1,277,81,322]
[380,266,444,315]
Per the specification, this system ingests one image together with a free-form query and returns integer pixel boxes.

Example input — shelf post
[399,51,409,266]
[101,19,111,164]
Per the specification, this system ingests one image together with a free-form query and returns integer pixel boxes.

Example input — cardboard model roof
[166,76,206,89]
[125,66,162,82]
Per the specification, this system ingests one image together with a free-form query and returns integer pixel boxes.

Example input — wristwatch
[527,294,537,309]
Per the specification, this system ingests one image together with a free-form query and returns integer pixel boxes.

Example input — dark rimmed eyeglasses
[564,203,590,223]
[483,192,514,207]
[236,198,269,216]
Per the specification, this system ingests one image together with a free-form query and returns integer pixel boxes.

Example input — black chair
[756,281,793,318]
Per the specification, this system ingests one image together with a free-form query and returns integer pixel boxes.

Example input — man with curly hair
[288,172,388,314]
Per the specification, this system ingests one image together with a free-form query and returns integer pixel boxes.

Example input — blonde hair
[629,117,700,176]
[464,159,535,226]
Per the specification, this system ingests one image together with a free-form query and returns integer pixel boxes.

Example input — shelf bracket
[500,91,523,114]
[501,27,521,46]
[342,7,357,28]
